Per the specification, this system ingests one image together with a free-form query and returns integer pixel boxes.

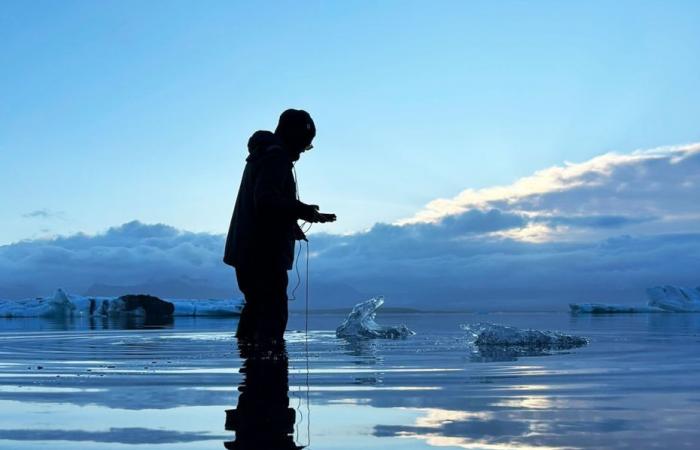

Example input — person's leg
[235,266,258,341]
[237,261,289,343]
[256,265,289,342]
[273,266,289,341]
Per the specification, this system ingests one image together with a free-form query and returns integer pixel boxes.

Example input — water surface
[0,312,699,449]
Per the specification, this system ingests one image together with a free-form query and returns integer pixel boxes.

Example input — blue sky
[2,0,700,244]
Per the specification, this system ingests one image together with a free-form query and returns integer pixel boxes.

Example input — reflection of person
[224,109,336,343]
[224,342,302,450]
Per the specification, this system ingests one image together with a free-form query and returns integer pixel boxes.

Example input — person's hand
[311,211,336,223]
[299,203,336,223]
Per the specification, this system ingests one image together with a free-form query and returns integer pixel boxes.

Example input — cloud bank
[1,143,699,310]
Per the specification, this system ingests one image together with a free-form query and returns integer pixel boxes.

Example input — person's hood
[246,130,286,162]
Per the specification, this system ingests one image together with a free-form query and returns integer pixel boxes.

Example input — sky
[1,1,700,308]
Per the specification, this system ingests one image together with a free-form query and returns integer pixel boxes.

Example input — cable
[290,220,313,302]
[304,235,311,448]
[292,162,312,447]
[289,232,305,302]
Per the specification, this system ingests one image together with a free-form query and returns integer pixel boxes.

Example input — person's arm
[254,153,336,223]
[253,154,316,221]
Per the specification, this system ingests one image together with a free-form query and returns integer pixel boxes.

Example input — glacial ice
[570,285,700,313]
[647,285,700,312]
[460,323,588,349]
[0,289,244,318]
[336,296,415,339]
[569,304,664,314]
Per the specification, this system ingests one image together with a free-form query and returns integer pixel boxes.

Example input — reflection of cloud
[411,408,493,427]
[0,427,226,444]
[376,407,571,450]
[494,396,552,409]
[399,435,570,450]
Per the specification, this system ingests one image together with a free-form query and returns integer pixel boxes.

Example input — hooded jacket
[223,130,313,270]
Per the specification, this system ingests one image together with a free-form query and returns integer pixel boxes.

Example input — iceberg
[570,285,700,314]
[168,298,244,316]
[0,289,243,318]
[460,323,588,362]
[460,323,588,349]
[336,296,415,339]
[647,285,700,312]
[0,289,77,318]
[569,304,663,314]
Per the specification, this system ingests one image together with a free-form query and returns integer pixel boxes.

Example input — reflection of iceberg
[0,289,243,318]
[570,285,700,313]
[336,296,415,339]
[460,323,587,360]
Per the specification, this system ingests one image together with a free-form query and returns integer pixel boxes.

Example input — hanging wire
[291,163,312,447]
[304,234,311,447]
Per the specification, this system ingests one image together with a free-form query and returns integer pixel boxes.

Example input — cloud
[400,142,700,239]
[22,209,65,220]
[1,143,699,310]
[0,221,235,300]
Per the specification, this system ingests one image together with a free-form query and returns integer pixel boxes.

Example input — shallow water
[0,312,699,449]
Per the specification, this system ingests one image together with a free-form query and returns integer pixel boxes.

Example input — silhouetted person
[224,341,302,450]
[224,109,335,343]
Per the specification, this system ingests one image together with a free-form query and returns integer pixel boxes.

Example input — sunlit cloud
[399,142,700,242]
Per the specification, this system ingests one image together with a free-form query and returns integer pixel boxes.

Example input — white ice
[336,296,415,339]
[570,285,700,313]
[168,298,243,316]
[0,289,243,318]
[646,285,700,312]
[569,304,664,313]
[460,323,588,349]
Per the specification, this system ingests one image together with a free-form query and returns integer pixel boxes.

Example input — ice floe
[0,289,243,318]
[569,304,663,314]
[570,285,700,313]
[461,323,588,350]
[647,285,700,312]
[336,296,415,339]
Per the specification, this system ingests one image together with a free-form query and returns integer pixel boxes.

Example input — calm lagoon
[0,312,699,449]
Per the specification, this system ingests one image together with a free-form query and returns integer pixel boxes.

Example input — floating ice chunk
[646,285,700,312]
[336,296,415,339]
[169,298,243,316]
[460,323,588,350]
[0,289,243,318]
[569,304,664,314]
[570,285,700,314]
[0,288,76,318]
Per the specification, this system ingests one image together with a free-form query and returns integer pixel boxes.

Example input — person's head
[274,109,316,160]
